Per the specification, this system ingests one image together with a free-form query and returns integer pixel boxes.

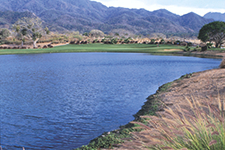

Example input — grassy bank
[75,75,182,150]
[0,43,184,55]
[75,71,215,150]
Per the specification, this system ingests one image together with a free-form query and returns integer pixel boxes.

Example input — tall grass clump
[131,96,225,150]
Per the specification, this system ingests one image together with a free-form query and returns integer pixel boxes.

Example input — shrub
[131,96,225,150]
[101,38,106,43]
[150,39,155,44]
[220,59,225,68]
[188,42,193,46]
[160,39,165,44]
[83,32,88,36]
[184,45,190,52]
[124,38,130,44]
[175,40,181,45]
[111,38,118,44]
[89,30,105,38]
[207,42,213,48]
[73,35,83,41]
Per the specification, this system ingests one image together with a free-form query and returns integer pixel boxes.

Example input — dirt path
[109,67,225,150]
[0,42,69,49]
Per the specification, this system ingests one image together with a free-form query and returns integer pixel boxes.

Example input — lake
[0,53,221,149]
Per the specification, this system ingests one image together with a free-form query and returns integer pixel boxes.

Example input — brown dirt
[180,50,225,58]
[0,42,69,49]
[108,67,225,149]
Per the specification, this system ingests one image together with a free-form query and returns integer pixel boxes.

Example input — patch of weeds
[76,133,123,150]
[76,124,137,150]
[180,73,193,79]
[158,82,172,93]
[134,95,161,120]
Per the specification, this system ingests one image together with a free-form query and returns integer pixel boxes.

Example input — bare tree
[0,28,11,40]
[13,17,49,48]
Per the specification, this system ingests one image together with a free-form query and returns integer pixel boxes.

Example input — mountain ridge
[0,0,214,35]
[204,12,225,22]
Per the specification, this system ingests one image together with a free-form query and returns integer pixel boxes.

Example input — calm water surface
[0,53,221,149]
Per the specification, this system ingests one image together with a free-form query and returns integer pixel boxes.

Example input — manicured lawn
[0,43,184,55]
[209,47,225,51]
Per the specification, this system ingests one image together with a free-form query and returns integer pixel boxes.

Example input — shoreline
[112,67,225,149]
[76,51,225,150]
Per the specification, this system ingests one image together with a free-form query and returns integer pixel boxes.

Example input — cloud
[94,0,225,16]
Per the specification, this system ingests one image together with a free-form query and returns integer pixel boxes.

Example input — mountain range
[0,0,222,36]
[204,12,225,22]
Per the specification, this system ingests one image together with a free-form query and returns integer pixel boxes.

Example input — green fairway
[0,43,184,55]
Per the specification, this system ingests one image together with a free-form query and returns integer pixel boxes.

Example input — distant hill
[0,11,68,32]
[0,11,36,28]
[204,12,225,22]
[180,12,214,32]
[0,0,214,35]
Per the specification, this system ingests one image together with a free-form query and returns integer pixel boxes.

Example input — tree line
[1,16,225,49]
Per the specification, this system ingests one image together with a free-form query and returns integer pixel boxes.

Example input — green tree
[111,38,118,44]
[0,28,11,40]
[160,39,165,44]
[184,45,190,52]
[114,33,119,36]
[207,42,213,48]
[13,17,49,48]
[198,21,225,48]
[150,39,155,44]
[45,27,50,35]
[83,32,88,36]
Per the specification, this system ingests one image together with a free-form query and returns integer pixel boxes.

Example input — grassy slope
[0,44,184,55]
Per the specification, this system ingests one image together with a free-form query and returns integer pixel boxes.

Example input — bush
[188,42,193,46]
[76,133,124,150]
[111,38,118,44]
[101,38,106,43]
[150,39,155,44]
[207,42,213,48]
[73,35,83,41]
[175,40,181,45]
[90,29,105,37]
[124,38,130,44]
[184,45,190,52]
[160,39,165,44]
[220,59,225,68]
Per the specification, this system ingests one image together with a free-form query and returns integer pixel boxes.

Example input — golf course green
[0,44,184,55]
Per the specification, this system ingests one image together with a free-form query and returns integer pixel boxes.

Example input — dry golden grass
[131,95,225,150]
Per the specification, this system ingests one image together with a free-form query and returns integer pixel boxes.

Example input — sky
[93,0,225,16]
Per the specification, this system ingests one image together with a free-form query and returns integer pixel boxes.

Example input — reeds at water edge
[131,95,225,150]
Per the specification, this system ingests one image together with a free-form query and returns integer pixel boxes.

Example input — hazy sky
[94,0,225,16]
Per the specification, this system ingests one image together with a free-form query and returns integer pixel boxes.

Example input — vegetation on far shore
[0,43,186,55]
